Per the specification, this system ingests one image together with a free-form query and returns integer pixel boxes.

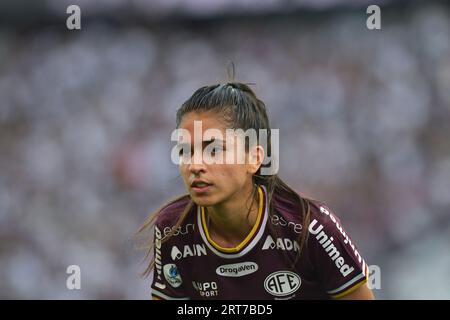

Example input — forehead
[179,111,229,132]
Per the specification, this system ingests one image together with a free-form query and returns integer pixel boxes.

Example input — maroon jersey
[151,186,369,300]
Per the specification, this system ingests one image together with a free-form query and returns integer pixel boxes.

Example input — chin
[190,194,217,207]
[191,198,214,207]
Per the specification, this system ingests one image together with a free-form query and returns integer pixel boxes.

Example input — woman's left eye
[211,146,223,154]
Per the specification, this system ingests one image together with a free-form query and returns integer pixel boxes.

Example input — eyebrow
[202,138,223,144]
[177,138,224,148]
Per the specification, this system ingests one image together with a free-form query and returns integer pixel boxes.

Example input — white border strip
[327,272,366,295]
[151,288,190,300]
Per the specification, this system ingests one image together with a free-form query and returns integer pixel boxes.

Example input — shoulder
[272,189,304,224]
[271,188,345,234]
[308,199,346,230]
[305,199,369,297]
[307,199,362,260]
[272,188,337,223]
[154,195,194,230]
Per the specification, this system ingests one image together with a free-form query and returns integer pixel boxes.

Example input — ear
[248,145,265,174]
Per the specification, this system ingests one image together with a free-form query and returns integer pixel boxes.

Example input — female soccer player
[137,82,374,300]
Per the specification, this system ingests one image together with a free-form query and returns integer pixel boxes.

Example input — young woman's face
[178,111,261,207]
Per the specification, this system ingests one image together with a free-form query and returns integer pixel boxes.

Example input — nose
[188,160,206,175]
[186,147,207,175]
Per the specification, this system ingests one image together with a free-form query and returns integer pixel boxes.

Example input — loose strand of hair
[135,194,192,278]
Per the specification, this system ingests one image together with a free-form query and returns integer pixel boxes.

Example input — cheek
[179,164,189,180]
[219,165,248,184]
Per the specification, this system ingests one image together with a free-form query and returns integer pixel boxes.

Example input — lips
[191,179,212,188]
[190,179,213,193]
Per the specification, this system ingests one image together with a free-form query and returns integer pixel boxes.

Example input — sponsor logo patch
[308,219,355,277]
[192,281,219,298]
[264,271,301,297]
[271,214,302,234]
[163,223,195,237]
[163,263,182,288]
[171,244,207,260]
[262,235,300,252]
[154,226,165,290]
[216,262,258,277]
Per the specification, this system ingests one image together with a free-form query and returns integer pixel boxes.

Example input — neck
[205,183,260,246]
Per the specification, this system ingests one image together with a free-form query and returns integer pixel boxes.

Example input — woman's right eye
[211,145,224,154]
[178,147,192,162]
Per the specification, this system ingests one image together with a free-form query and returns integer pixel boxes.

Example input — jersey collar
[197,185,268,259]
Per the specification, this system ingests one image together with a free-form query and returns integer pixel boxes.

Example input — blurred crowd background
[0,0,449,299]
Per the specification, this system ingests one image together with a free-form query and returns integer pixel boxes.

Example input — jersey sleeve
[150,223,189,300]
[307,204,369,299]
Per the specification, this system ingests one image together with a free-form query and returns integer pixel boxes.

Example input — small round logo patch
[163,263,182,288]
[264,271,301,297]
